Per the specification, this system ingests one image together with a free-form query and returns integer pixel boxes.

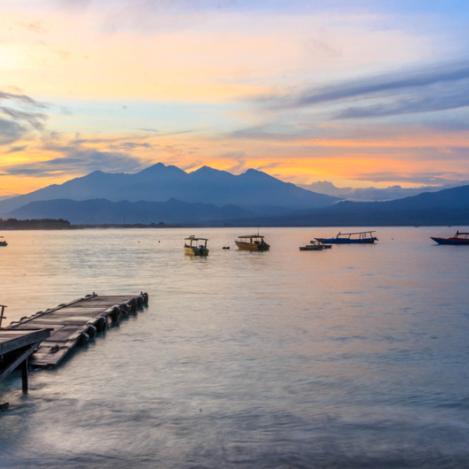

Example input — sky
[0,0,469,196]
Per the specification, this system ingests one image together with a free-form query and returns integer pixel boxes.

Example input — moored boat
[299,240,332,251]
[431,231,469,245]
[184,236,209,256]
[235,234,270,252]
[315,231,378,244]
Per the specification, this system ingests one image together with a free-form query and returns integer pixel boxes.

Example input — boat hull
[431,237,469,245]
[184,245,209,256]
[235,241,270,252]
[299,245,325,251]
[315,237,377,244]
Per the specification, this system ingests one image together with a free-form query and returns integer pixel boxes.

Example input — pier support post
[21,358,29,394]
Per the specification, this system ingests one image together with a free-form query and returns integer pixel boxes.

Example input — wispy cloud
[0,91,47,145]
[335,81,469,119]
[228,124,314,141]
[3,147,143,176]
[259,60,469,112]
[354,171,466,185]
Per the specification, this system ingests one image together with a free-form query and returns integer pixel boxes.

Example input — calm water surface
[1,227,469,468]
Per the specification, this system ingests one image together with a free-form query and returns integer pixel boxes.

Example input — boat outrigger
[315,231,378,244]
[299,240,332,251]
[184,236,209,256]
[235,234,270,252]
[0,237,7,247]
[431,231,469,245]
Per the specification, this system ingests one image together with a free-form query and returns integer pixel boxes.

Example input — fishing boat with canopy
[431,231,469,245]
[235,234,270,252]
[184,236,209,256]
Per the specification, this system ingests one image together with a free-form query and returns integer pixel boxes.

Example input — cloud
[228,124,317,141]
[3,147,144,176]
[354,171,466,185]
[335,81,469,119]
[0,106,46,130]
[109,141,152,151]
[6,144,28,153]
[260,60,469,110]
[0,119,27,146]
[0,91,44,107]
[0,91,47,145]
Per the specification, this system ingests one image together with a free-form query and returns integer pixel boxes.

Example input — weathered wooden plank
[0,329,51,355]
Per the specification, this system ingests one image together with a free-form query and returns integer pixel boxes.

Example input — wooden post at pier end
[0,305,7,329]
[21,358,29,394]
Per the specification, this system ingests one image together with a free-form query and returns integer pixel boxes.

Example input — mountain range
[234,185,469,226]
[0,163,337,216]
[2,163,469,226]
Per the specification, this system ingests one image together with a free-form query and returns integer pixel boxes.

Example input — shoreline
[0,223,468,230]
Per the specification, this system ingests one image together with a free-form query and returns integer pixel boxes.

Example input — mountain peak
[191,166,230,176]
[87,170,105,177]
[138,163,186,176]
[242,168,272,179]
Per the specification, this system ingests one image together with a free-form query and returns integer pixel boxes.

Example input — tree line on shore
[0,218,71,229]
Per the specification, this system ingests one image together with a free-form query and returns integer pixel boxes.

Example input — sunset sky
[1,0,469,196]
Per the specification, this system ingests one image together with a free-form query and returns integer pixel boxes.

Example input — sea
[0,227,469,468]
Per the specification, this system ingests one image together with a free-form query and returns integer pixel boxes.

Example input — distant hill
[227,185,469,226]
[9,198,253,225]
[303,181,451,201]
[0,163,338,215]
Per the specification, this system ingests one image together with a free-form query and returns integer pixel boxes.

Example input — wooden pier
[7,292,149,368]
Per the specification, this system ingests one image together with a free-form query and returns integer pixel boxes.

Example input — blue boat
[315,231,378,244]
[431,231,469,245]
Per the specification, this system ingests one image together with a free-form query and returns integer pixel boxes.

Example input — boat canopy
[337,231,375,238]
[185,235,208,241]
[456,231,469,237]
[237,234,265,239]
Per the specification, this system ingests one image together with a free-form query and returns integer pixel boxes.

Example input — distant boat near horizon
[184,235,209,256]
[431,231,469,245]
[235,234,270,252]
[315,231,378,244]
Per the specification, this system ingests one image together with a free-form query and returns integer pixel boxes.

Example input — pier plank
[8,292,148,368]
[0,329,51,355]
